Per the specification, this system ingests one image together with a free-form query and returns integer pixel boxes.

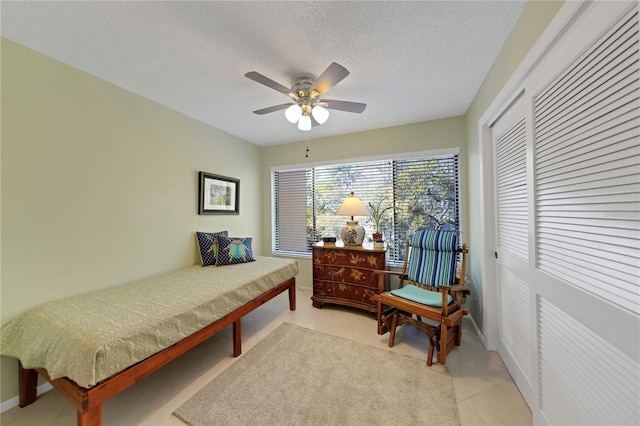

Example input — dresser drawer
[315,265,378,287]
[312,280,326,296]
[314,248,385,269]
[324,282,378,306]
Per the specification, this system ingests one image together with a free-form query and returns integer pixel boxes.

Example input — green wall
[465,0,564,331]
[0,38,263,401]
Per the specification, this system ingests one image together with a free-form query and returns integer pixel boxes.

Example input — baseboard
[465,315,487,349]
[0,382,53,413]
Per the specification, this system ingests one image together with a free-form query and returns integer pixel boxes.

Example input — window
[273,151,460,264]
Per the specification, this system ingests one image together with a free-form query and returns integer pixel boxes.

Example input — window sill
[272,251,312,259]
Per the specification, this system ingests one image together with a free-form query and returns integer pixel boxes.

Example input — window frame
[271,148,461,265]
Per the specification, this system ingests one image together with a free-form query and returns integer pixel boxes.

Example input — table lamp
[335,192,369,245]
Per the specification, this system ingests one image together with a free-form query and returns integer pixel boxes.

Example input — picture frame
[198,172,239,215]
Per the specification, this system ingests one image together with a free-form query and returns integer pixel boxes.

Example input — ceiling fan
[245,62,367,131]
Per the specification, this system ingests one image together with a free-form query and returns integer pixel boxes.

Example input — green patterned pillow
[216,236,255,266]
[196,231,228,266]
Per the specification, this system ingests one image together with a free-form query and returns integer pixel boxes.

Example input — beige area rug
[173,322,460,426]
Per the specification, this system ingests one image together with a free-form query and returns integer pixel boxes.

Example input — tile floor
[1,286,531,425]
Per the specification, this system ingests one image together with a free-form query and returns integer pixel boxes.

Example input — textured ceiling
[1,1,526,146]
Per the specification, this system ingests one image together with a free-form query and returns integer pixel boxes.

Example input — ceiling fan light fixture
[285,104,302,123]
[298,114,312,131]
[312,105,329,124]
[246,63,366,132]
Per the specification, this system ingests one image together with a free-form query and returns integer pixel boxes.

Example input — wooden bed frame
[18,277,296,426]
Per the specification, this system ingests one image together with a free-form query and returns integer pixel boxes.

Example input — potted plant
[368,197,395,242]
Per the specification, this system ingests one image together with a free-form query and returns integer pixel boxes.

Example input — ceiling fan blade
[310,62,350,96]
[252,103,293,115]
[245,71,293,96]
[321,99,367,113]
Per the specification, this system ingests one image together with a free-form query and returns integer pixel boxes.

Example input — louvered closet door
[491,95,534,406]
[529,3,640,424]
[489,2,640,424]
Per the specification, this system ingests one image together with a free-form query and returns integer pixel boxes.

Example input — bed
[1,255,298,426]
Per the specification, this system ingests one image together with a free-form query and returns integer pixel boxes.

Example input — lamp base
[340,220,365,246]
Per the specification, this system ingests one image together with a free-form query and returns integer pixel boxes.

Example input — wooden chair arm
[448,285,470,310]
[449,285,471,295]
[438,285,450,316]
[374,270,406,293]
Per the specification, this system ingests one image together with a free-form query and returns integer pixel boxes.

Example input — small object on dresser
[373,241,385,249]
[322,234,337,245]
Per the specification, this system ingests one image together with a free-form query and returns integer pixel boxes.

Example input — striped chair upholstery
[390,230,458,307]
[406,230,458,287]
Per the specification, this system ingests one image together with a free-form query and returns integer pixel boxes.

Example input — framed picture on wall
[198,172,240,215]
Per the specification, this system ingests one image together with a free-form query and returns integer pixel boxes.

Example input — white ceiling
[1,1,526,147]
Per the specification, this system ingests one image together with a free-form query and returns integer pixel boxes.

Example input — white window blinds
[273,169,310,255]
[273,153,460,264]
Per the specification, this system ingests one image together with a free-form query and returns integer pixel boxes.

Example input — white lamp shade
[335,192,369,217]
[285,104,302,123]
[298,115,312,131]
[312,105,329,124]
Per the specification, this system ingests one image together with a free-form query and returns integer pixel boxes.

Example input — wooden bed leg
[18,362,38,408]
[288,284,296,311]
[233,319,242,357]
[377,298,384,335]
[77,404,102,426]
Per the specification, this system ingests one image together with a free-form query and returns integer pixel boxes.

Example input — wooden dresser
[311,242,387,313]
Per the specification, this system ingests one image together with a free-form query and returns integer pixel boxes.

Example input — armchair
[374,229,469,365]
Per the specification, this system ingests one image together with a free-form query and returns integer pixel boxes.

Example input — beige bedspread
[0,256,297,388]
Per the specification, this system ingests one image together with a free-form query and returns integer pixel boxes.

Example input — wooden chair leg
[388,312,399,348]
[427,326,441,366]
[438,324,448,365]
[426,343,435,366]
